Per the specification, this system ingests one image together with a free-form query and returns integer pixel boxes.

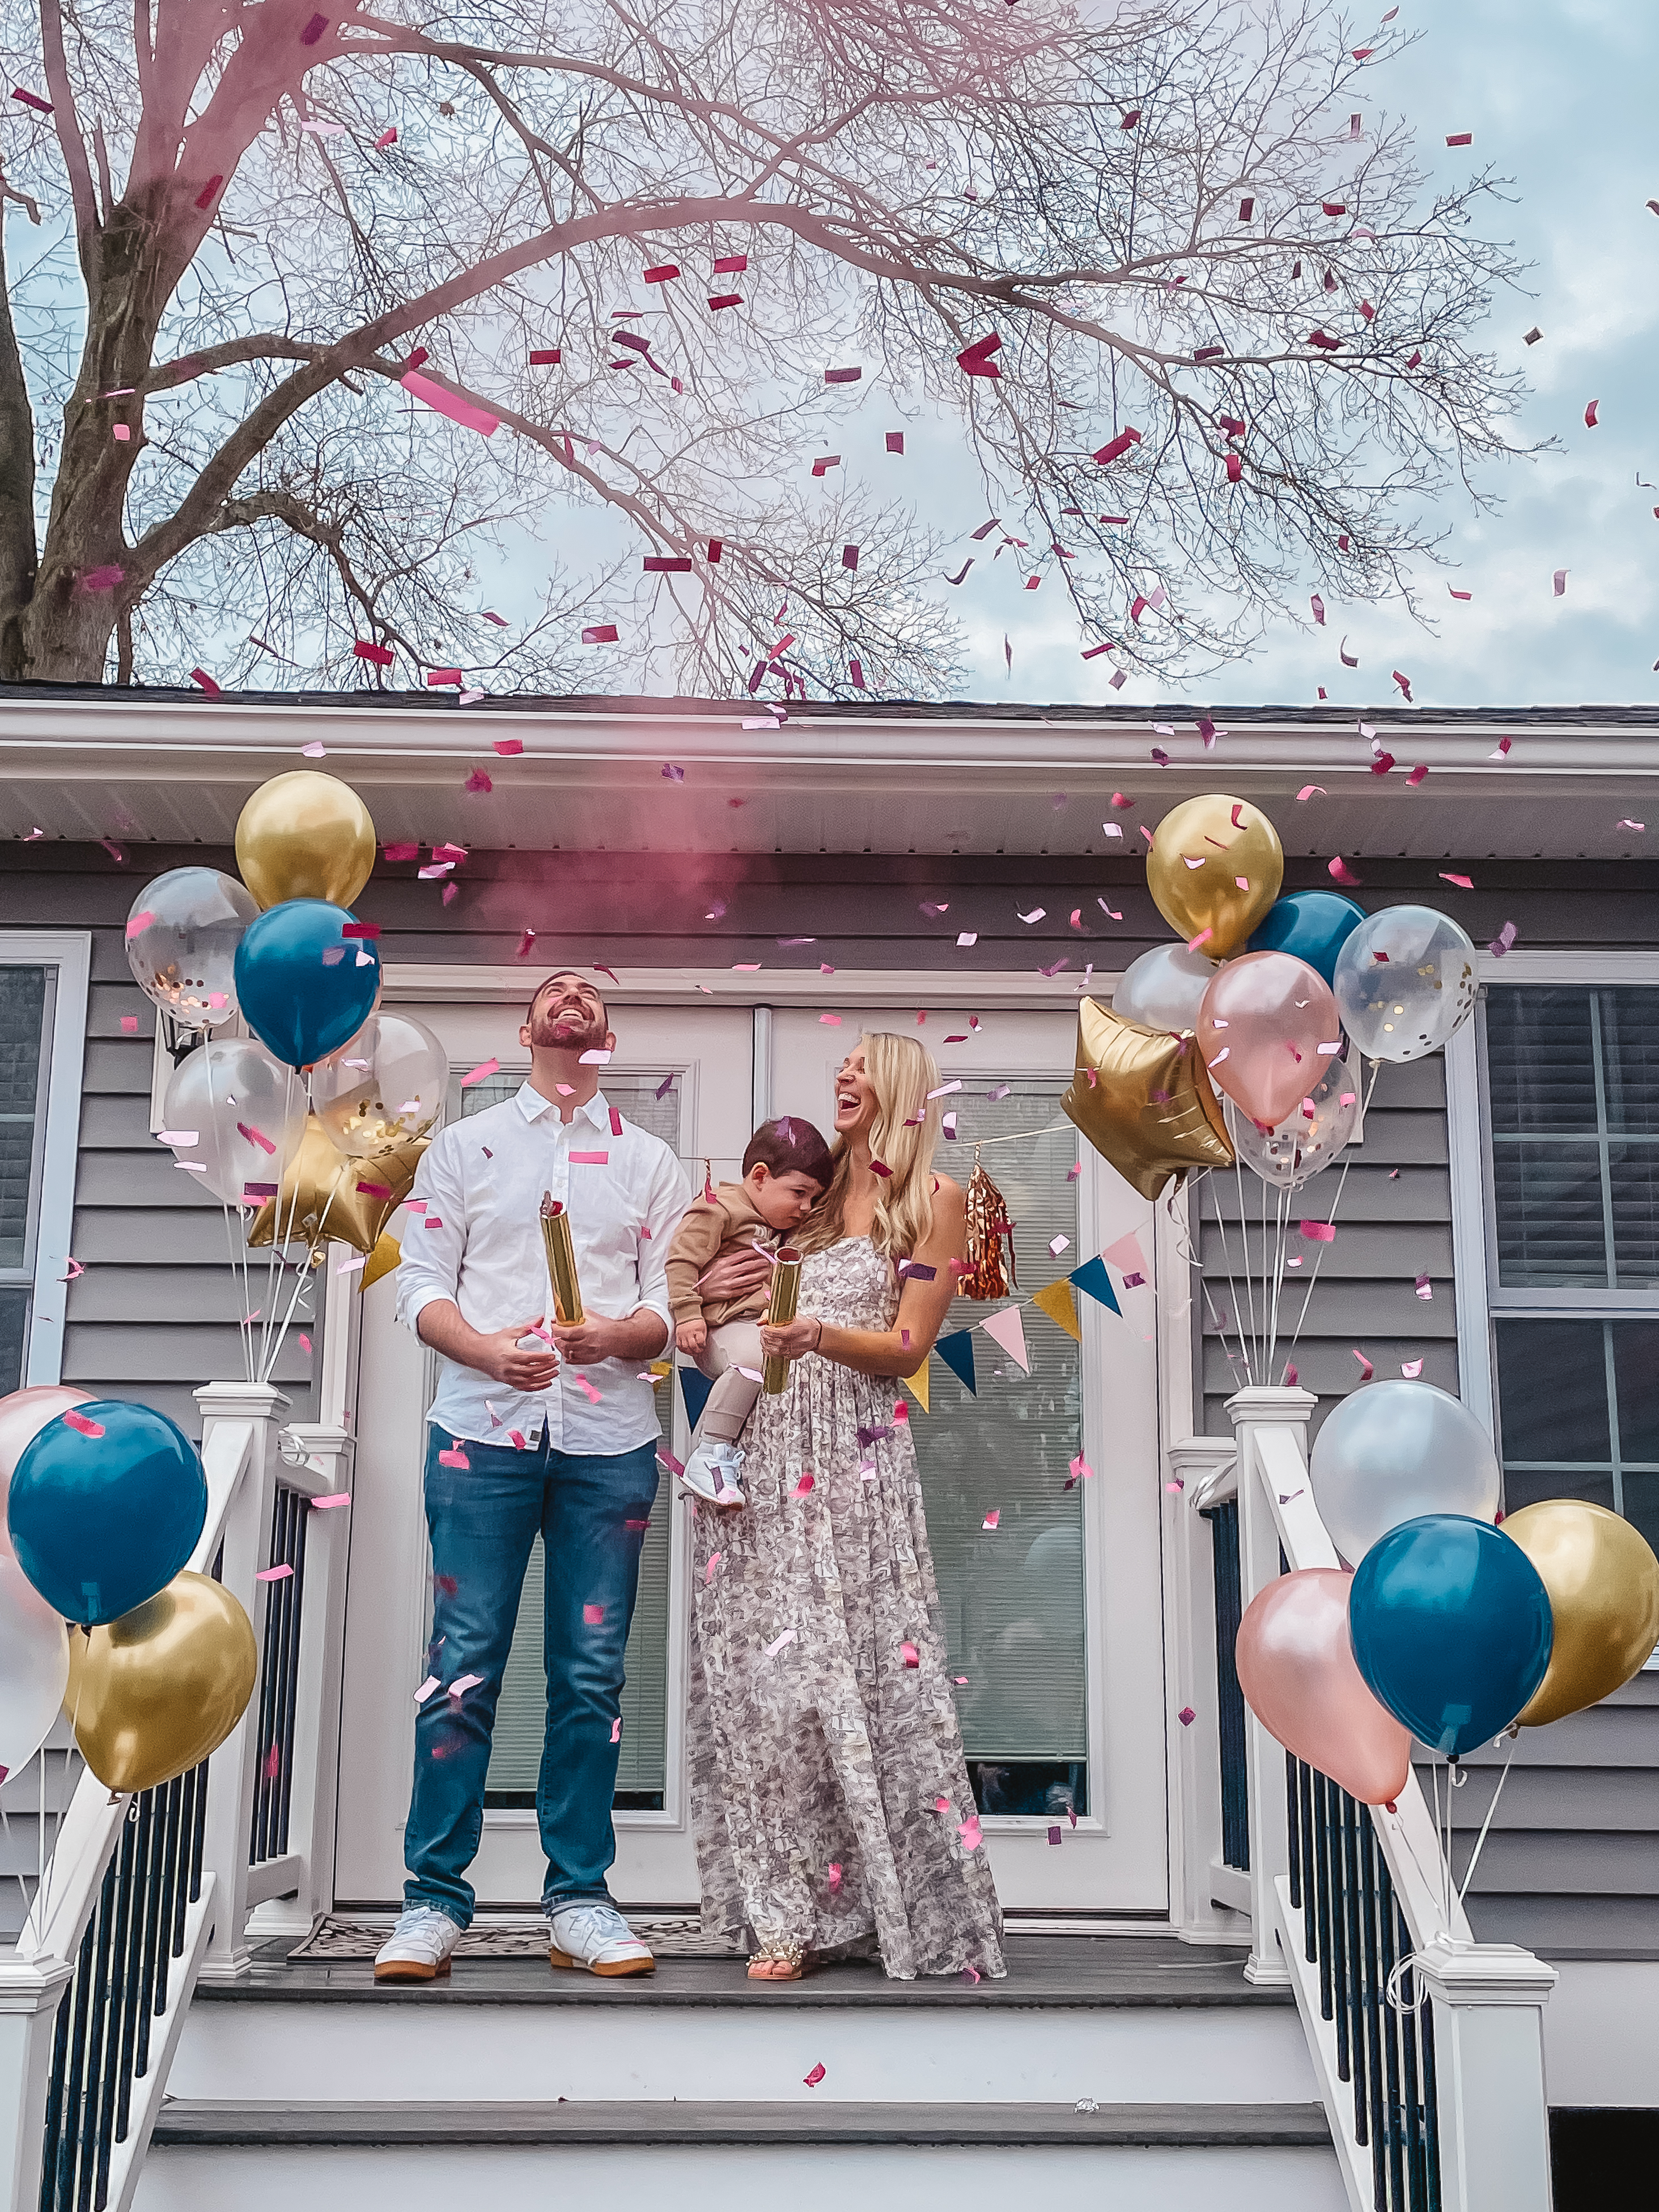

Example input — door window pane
[449,1069,684,1811]
[910,1078,1088,1819]
[1486,986,1659,1287]
[0,1289,26,1395]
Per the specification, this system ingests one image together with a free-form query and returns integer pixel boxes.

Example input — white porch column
[0,1960,75,2212]
[193,1380,288,1983]
[1414,1936,1557,2212]
[1162,1436,1249,1943]
[1225,1383,1317,1985]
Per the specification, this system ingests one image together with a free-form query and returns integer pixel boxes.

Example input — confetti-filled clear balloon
[1225,1054,1360,1190]
[310,1011,449,1157]
[161,1036,309,1204]
[124,869,257,1031]
[1332,906,1476,1063]
[1111,943,1220,1032]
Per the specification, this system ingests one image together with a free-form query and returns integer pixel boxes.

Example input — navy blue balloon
[1348,1515,1553,1758]
[1248,891,1368,986]
[234,899,381,1069]
[8,1401,208,1626]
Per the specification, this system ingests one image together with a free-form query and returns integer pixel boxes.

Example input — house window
[1482,985,1659,1554]
[0,966,52,1395]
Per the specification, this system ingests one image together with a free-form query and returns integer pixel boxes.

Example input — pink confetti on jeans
[610,1718,622,1743]
[438,1447,470,1469]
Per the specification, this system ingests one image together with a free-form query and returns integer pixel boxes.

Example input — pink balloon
[0,1385,91,1557]
[1198,952,1342,1129]
[1235,1568,1411,1806]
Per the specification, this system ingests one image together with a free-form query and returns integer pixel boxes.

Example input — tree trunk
[0,209,39,681]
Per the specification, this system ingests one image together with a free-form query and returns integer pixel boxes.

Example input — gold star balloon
[1062,998,1234,1200]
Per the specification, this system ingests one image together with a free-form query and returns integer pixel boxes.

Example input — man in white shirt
[375,972,690,1983]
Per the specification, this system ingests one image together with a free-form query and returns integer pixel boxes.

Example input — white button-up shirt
[396,1083,691,1452]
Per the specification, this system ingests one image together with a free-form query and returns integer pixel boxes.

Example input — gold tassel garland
[958,1152,1017,1300]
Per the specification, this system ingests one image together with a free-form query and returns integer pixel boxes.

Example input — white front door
[335,986,1168,1920]
[334,996,754,1910]
[768,1004,1168,1914]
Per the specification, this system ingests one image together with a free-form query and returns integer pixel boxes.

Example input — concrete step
[167,1932,1320,2108]
[140,2100,1347,2212]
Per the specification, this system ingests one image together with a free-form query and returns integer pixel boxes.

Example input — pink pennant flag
[1102,1231,1148,1276]
[401,370,498,437]
[979,1305,1030,1374]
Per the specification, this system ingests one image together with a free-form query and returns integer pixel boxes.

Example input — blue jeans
[402,1425,661,1927]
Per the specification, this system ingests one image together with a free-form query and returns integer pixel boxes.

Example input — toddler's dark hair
[742,1115,835,1189]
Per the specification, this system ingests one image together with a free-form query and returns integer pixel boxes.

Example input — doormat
[289,1915,741,1961]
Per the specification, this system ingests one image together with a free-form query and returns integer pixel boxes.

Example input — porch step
[140,2100,1346,2212]
[164,1932,1321,2108]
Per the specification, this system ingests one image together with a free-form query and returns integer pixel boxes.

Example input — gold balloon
[247,1117,427,1257]
[359,1231,402,1293]
[235,770,376,910]
[1505,1501,1659,1727]
[1147,794,1284,958]
[1062,997,1234,1200]
[66,1572,257,1793]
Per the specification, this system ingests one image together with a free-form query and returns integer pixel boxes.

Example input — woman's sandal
[746,1943,808,1981]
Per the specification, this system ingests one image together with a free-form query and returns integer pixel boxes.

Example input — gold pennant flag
[358,1232,402,1293]
[900,1360,930,1414]
[1032,1278,1081,1342]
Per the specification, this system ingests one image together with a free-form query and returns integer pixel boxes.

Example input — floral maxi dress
[687,1236,1007,1979]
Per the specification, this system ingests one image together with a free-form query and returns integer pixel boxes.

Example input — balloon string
[1283,1059,1382,1357]
[1233,1150,1259,1382]
[257,1066,300,1381]
[202,1046,254,1384]
[1202,1169,1253,1388]
[1458,1734,1517,1905]
[260,1169,338,1386]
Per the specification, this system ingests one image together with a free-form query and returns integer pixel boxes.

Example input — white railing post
[1162,1436,1249,1942]
[1414,1938,1556,2212]
[193,1381,288,1983]
[244,1421,355,1939]
[0,1959,74,2212]
[1226,1383,1318,1985]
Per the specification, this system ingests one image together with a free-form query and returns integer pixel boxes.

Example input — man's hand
[676,1316,708,1356]
[550,1307,668,1366]
[697,1245,774,1304]
[480,1318,560,1390]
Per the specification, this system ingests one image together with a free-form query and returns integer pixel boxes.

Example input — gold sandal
[746,1941,808,1981]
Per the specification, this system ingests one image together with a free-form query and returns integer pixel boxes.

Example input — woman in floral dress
[686,1032,1006,1982]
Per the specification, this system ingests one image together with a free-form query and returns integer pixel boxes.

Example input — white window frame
[0,931,91,1388]
[1448,950,1659,1666]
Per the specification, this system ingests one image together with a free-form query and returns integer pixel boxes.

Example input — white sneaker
[548,1901,656,1978]
[374,1905,462,1984]
[681,1438,746,1507]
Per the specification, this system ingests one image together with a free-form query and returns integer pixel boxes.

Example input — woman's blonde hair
[794,1031,943,1258]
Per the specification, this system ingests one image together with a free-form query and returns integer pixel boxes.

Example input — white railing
[1174,1387,1556,2212]
[0,1379,354,2212]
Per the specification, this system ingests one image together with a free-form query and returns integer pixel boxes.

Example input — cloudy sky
[969,0,1659,710]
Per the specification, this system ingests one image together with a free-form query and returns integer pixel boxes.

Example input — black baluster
[1397,1899,1428,2212]
[75,1864,117,2212]
[92,1815,138,2205]
[1376,1851,1408,2211]
[53,1914,98,2212]
[1359,1813,1389,2211]
[1285,1750,1301,1909]
[133,1789,167,2080]
[1342,1793,1370,2143]
[274,1495,308,1854]
[188,1753,209,1907]
[1329,1786,1352,2084]
[149,1780,183,2024]
[1313,1770,1334,2024]
[113,1795,154,2143]
[1420,1971,1442,2212]
[1297,1760,1317,1964]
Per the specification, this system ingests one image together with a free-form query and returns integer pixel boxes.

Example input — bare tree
[0,0,1527,696]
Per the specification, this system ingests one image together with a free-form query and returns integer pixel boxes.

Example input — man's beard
[533,1003,607,1053]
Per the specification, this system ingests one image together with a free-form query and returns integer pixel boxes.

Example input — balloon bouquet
[1064,793,1479,1383]
[1236,1378,1659,1892]
[0,1389,257,1792]
[128,771,449,1381]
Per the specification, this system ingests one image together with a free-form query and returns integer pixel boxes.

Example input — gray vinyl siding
[1424,1672,1659,1959]
[1198,1053,1457,1438]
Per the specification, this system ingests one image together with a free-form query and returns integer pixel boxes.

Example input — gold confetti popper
[762,1247,803,1395]
[540,1190,584,1325]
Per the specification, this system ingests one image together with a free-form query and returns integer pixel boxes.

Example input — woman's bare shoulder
[929,1171,966,1207]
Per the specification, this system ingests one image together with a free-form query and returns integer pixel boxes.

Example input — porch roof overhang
[1,688,1656,859]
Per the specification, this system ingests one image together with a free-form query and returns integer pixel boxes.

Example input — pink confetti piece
[311,1493,350,1509]
[1300,1219,1336,1243]
[413,1676,440,1705]
[1329,856,1363,886]
[804,2063,827,2087]
[705,1552,722,1585]
[957,1815,983,1851]
[572,1375,603,1405]
[298,1333,312,1354]
[447,1673,483,1700]
[401,370,498,437]
[1178,1706,1196,1727]
[583,1603,606,1625]
[794,1473,816,1496]
[1552,569,1567,598]
[1401,1358,1424,1378]
[609,1717,622,1743]
[1489,920,1518,957]
[438,1446,470,1469]
[982,1509,1000,1529]
[570,1150,610,1166]
[1584,400,1599,429]
[901,1641,920,1668]
[63,1410,105,1438]
[460,1057,499,1088]
[763,1628,797,1659]
[827,1862,842,1892]
[1440,872,1474,889]
[257,1563,295,1582]
[1351,1350,1374,1382]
